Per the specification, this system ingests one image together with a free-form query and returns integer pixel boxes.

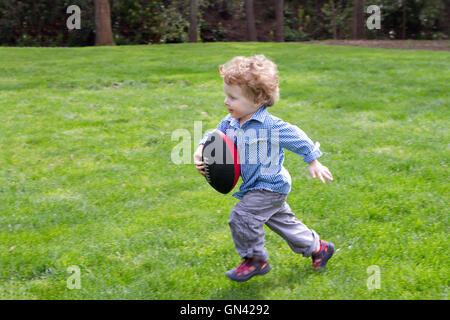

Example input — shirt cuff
[302,142,323,163]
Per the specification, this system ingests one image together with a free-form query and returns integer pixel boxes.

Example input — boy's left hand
[308,160,333,184]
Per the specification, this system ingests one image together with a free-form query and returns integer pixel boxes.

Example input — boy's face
[223,82,259,124]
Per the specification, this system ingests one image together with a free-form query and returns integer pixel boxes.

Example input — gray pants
[228,189,319,261]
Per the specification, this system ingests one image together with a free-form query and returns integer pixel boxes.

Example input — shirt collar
[228,105,268,128]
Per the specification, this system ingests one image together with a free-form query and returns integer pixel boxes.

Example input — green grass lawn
[0,42,448,299]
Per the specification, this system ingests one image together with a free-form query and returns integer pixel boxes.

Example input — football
[202,130,240,194]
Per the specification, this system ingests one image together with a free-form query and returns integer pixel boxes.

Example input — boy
[193,55,334,282]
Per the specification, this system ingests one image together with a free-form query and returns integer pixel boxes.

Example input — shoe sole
[226,263,271,282]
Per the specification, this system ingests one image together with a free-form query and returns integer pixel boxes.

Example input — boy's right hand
[194,144,206,176]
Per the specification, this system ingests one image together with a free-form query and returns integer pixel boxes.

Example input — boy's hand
[194,144,206,176]
[308,160,333,184]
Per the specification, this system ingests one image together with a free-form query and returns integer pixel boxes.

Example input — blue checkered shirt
[199,106,322,199]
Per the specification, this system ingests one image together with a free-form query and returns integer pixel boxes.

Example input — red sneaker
[225,258,271,282]
[311,240,335,271]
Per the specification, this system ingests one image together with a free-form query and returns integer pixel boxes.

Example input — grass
[0,42,448,300]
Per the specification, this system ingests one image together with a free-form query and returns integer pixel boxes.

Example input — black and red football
[202,130,240,194]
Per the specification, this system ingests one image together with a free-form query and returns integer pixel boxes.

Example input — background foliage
[0,0,449,46]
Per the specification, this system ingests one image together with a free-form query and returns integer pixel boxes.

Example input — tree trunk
[402,0,407,40]
[331,0,337,40]
[352,0,365,39]
[94,0,115,46]
[189,0,198,42]
[275,0,284,42]
[444,0,450,37]
[245,0,257,41]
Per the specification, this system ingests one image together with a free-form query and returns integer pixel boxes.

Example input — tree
[330,0,337,39]
[401,0,407,39]
[275,0,284,42]
[245,0,257,41]
[352,0,365,39]
[94,0,115,46]
[445,0,450,37]
[189,0,198,42]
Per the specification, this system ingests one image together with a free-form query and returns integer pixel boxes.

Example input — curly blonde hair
[218,54,280,107]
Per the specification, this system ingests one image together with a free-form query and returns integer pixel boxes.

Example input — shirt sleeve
[198,116,230,145]
[275,119,323,163]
